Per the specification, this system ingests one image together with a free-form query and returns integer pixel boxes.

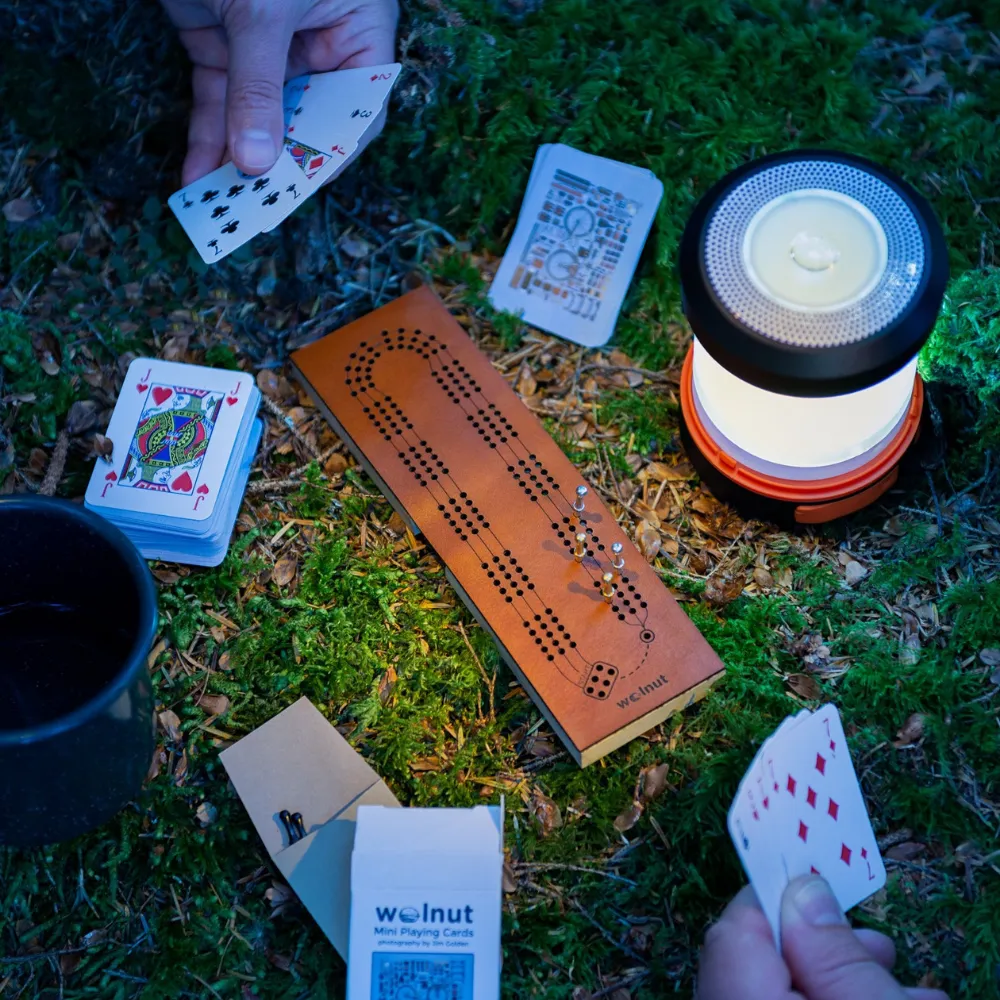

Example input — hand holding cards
[489,144,663,347]
[85,359,263,567]
[728,704,886,949]
[168,64,401,264]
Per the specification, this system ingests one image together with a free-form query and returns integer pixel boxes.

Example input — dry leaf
[158,709,182,742]
[409,756,443,772]
[151,567,181,585]
[774,565,794,589]
[884,515,907,536]
[146,744,167,781]
[378,665,398,705]
[633,501,660,530]
[218,651,232,672]
[195,801,218,827]
[637,525,661,562]
[907,70,947,96]
[978,648,1000,668]
[900,634,921,666]
[64,399,101,436]
[613,801,644,833]
[923,25,965,52]
[843,560,868,586]
[786,673,822,700]
[266,949,294,972]
[173,748,189,786]
[272,554,298,588]
[893,713,926,747]
[703,574,744,607]
[92,433,114,460]
[528,787,563,837]
[386,511,407,535]
[502,860,517,893]
[516,363,537,398]
[639,762,670,803]
[60,951,82,975]
[324,452,348,477]
[197,692,230,716]
[753,567,775,590]
[626,924,655,954]
[3,197,36,222]
[885,841,926,861]
[266,880,298,918]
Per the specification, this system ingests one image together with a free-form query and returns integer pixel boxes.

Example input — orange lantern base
[679,346,925,526]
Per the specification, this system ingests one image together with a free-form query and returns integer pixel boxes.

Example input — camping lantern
[678,150,947,525]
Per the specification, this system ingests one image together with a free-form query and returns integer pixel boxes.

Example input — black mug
[0,497,158,846]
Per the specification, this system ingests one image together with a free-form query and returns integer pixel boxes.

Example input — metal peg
[572,485,588,513]
[601,572,615,603]
[573,532,588,561]
[611,541,625,571]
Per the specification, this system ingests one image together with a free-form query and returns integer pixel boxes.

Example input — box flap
[275,780,398,958]
[220,697,388,856]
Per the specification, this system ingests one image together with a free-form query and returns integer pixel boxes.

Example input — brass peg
[601,572,615,603]
[573,532,587,561]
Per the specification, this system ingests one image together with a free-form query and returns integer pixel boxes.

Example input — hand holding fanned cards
[168,64,400,264]
[85,359,262,567]
[489,144,663,347]
[728,704,886,950]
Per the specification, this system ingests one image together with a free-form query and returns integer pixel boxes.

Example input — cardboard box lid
[220,697,400,958]
[351,805,503,891]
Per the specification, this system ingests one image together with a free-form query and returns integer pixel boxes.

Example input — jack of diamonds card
[85,359,255,522]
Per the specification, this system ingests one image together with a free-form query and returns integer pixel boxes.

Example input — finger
[853,928,897,970]
[288,9,398,78]
[223,4,295,174]
[184,65,228,184]
[697,886,796,1000]
[781,876,910,1000]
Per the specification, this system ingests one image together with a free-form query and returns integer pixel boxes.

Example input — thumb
[223,5,294,174]
[781,876,910,1000]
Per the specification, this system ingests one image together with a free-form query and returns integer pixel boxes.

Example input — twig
[456,621,495,719]
[519,750,568,773]
[246,477,326,496]
[185,970,224,1000]
[578,364,676,384]
[514,862,636,886]
[38,430,69,497]
[568,899,646,963]
[925,471,944,534]
[592,972,650,999]
[259,394,321,459]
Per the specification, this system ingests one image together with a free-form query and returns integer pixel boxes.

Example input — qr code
[371,952,473,1000]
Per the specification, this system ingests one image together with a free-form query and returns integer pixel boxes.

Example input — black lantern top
[679,149,948,397]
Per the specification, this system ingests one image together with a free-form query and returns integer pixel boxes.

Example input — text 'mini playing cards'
[727,704,887,949]
[489,144,664,347]
[85,358,262,567]
[168,64,401,264]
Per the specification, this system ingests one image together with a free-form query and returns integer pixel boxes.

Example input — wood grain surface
[292,287,724,764]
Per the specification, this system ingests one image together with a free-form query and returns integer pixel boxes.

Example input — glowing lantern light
[678,150,947,524]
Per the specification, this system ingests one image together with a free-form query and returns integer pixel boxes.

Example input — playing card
[283,75,309,130]
[85,358,255,522]
[284,63,401,155]
[168,149,307,264]
[489,143,663,347]
[728,706,885,950]
[771,706,886,911]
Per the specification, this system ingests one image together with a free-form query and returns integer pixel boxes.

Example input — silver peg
[572,484,588,513]
[611,541,625,571]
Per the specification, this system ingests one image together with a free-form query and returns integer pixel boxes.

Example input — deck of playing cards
[727,704,887,948]
[168,63,401,264]
[489,143,663,347]
[85,359,263,567]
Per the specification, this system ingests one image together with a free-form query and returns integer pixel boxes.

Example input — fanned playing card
[727,705,886,949]
[169,63,401,263]
[489,144,663,347]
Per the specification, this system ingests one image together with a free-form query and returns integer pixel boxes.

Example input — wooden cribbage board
[292,287,724,766]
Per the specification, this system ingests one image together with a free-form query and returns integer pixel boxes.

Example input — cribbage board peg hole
[572,484,588,513]
[611,541,625,571]
[601,572,615,603]
[573,532,588,561]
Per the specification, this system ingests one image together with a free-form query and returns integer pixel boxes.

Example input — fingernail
[235,129,276,171]
[786,876,848,927]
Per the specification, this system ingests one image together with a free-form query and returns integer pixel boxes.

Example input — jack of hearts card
[86,358,255,522]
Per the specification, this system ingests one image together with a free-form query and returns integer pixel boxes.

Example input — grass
[2,0,1000,998]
